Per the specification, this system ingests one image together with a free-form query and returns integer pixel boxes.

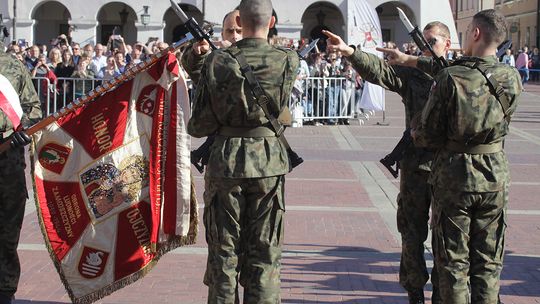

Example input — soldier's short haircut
[238,0,273,30]
[222,10,239,26]
[472,9,507,45]
[424,21,451,39]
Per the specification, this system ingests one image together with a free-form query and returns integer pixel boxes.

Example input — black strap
[473,62,511,123]
[456,58,512,123]
[227,47,292,150]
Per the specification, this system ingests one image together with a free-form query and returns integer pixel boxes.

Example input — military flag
[30,53,197,304]
[0,73,24,130]
[347,0,385,111]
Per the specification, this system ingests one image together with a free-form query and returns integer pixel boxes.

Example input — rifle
[380,129,412,178]
[378,9,447,178]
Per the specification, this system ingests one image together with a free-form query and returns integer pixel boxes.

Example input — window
[459,32,463,47]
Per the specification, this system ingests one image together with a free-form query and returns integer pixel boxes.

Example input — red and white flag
[0,73,24,130]
[31,53,197,304]
[347,0,386,112]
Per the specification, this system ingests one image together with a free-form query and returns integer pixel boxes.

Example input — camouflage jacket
[348,48,433,171]
[414,56,522,192]
[0,51,42,139]
[187,38,299,178]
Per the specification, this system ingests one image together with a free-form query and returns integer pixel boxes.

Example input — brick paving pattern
[13,83,540,303]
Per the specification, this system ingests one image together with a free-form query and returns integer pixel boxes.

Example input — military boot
[407,289,425,304]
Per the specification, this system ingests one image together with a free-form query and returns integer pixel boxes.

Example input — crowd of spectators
[501,45,540,85]
[3,30,538,119]
[5,32,169,81]
[3,30,172,112]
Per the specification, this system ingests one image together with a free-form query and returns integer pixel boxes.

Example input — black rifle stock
[191,136,215,173]
[379,129,412,178]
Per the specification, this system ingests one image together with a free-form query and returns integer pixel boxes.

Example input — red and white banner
[347,0,386,112]
[0,73,24,130]
[30,53,197,304]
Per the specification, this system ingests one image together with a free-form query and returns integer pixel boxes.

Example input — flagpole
[0,33,195,154]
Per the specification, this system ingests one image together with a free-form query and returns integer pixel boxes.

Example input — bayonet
[298,38,319,58]
[397,8,415,33]
[396,7,448,69]
[169,0,217,50]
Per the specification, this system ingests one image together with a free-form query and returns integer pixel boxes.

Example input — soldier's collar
[453,55,498,67]
[235,38,270,48]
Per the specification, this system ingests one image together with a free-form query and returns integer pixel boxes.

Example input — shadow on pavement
[281,245,412,303]
[500,251,540,299]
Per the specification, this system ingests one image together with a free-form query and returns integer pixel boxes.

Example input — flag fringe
[30,144,199,304]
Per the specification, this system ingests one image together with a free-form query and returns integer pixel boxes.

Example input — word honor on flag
[30,52,198,304]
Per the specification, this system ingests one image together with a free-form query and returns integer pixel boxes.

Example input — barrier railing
[289,77,361,124]
[33,76,363,122]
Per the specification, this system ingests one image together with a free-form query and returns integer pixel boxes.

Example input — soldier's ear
[235,15,242,28]
[268,16,276,29]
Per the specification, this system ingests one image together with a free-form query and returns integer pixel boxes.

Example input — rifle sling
[227,47,292,150]
[457,59,512,123]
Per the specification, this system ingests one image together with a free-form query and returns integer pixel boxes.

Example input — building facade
[1,0,459,49]
[451,0,540,49]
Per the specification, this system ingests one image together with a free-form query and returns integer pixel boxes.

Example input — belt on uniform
[218,126,276,137]
[445,141,503,154]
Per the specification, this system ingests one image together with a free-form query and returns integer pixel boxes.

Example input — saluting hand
[322,30,355,57]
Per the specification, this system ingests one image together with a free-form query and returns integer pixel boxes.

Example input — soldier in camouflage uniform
[382,9,521,303]
[0,32,42,304]
[182,9,242,83]
[323,23,452,304]
[187,0,299,303]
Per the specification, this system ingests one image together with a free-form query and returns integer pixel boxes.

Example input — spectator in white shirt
[501,49,515,67]
[91,43,107,75]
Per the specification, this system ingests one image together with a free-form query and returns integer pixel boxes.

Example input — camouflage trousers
[203,175,285,304]
[431,186,507,304]
[396,167,439,298]
[0,148,27,297]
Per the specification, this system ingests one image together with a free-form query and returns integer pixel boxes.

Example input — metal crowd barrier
[288,77,361,124]
[34,77,362,121]
[32,77,100,116]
